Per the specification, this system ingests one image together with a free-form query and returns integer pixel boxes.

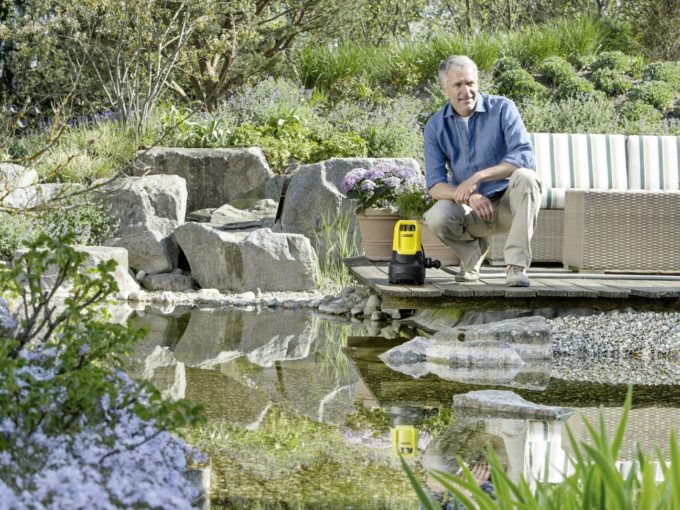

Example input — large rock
[14,245,140,297]
[452,390,574,420]
[0,164,38,195]
[133,147,279,211]
[94,175,187,274]
[280,158,420,258]
[2,183,82,210]
[209,199,278,230]
[174,223,317,292]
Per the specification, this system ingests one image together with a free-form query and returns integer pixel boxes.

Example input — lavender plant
[340,163,421,213]
[0,233,204,509]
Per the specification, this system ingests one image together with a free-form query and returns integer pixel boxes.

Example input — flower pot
[356,209,461,265]
[356,208,399,261]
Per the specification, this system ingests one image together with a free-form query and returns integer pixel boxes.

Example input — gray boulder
[94,175,187,274]
[142,272,194,292]
[280,158,420,258]
[3,183,82,210]
[452,390,574,420]
[14,245,140,297]
[0,164,38,195]
[174,223,317,292]
[210,199,278,230]
[133,147,279,211]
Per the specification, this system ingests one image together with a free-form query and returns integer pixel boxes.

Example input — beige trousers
[423,168,542,271]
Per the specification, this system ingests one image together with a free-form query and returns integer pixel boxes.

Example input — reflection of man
[423,55,542,287]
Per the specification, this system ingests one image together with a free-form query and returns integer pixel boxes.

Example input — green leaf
[399,455,439,510]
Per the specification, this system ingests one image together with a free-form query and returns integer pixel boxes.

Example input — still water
[125,305,680,509]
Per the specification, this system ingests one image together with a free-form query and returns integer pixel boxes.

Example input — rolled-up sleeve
[501,100,535,170]
[424,120,449,189]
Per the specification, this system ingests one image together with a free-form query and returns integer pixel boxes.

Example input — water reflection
[120,306,679,507]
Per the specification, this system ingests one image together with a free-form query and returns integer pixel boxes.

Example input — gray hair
[438,56,478,88]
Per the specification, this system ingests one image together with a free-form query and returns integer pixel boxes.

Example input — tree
[169,0,362,111]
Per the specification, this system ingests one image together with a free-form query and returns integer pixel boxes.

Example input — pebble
[548,309,680,385]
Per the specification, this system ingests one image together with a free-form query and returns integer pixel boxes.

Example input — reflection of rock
[172,308,316,367]
[453,390,574,420]
[126,308,191,378]
[386,361,550,390]
[379,317,552,389]
[185,367,272,427]
[149,362,187,401]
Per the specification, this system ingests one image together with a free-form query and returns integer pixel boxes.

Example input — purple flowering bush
[0,233,205,509]
[340,163,421,212]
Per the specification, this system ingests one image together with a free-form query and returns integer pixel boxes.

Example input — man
[423,55,541,287]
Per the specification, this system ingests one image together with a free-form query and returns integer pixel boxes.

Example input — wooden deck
[345,256,680,303]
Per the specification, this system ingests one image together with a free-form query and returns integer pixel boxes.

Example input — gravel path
[548,310,680,359]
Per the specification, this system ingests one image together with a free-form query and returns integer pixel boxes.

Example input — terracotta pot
[356,209,461,265]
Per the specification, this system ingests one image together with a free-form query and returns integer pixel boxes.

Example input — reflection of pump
[389,406,426,458]
[391,425,418,457]
[388,220,440,285]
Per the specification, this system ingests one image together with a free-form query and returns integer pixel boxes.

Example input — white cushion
[627,135,680,190]
[530,133,628,208]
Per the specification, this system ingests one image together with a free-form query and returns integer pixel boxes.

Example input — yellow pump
[388,220,440,285]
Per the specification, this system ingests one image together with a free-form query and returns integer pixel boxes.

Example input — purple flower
[383,176,401,188]
[360,179,376,191]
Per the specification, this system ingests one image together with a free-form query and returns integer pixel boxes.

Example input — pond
[124,303,680,509]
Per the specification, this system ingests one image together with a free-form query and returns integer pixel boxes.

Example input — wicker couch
[562,135,680,272]
[488,132,628,265]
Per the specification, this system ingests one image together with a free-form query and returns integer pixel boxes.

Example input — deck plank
[344,257,680,302]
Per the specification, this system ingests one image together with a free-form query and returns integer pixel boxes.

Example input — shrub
[589,68,633,96]
[0,233,204,508]
[340,163,420,212]
[0,199,117,261]
[555,76,600,100]
[495,69,548,101]
[643,62,680,89]
[539,56,577,86]
[520,97,619,134]
[493,56,522,78]
[628,80,676,110]
[591,50,634,73]
[617,99,664,124]
[395,188,435,220]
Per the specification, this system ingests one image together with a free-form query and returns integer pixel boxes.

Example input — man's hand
[468,193,495,221]
[452,175,480,204]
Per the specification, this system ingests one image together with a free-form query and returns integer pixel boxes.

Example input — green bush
[539,56,577,86]
[495,69,548,101]
[617,99,664,124]
[591,50,634,73]
[520,97,619,134]
[643,62,680,89]
[628,80,676,110]
[493,56,522,78]
[589,68,633,96]
[0,199,117,261]
[555,76,600,100]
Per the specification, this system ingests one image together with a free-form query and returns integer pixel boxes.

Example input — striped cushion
[530,133,628,209]
[626,135,680,190]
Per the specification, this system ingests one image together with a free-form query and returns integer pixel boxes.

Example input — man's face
[443,67,478,117]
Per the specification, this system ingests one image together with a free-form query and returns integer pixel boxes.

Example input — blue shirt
[424,93,535,198]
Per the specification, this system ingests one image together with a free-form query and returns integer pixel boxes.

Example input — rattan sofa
[488,132,629,265]
[562,135,680,272]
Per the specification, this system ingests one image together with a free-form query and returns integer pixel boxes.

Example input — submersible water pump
[388,220,440,285]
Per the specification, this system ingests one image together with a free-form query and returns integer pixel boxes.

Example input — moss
[182,405,420,508]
